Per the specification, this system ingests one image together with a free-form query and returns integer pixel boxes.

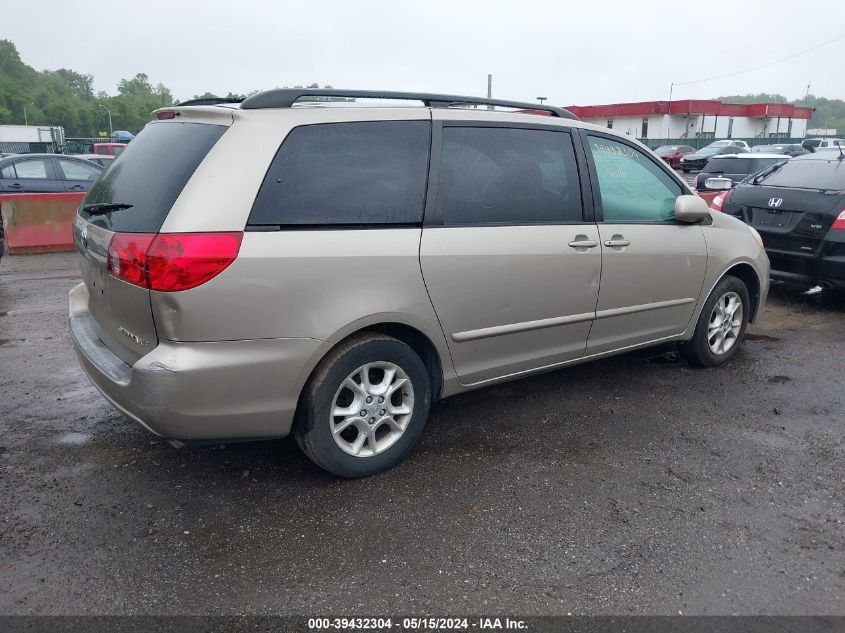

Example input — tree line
[0,40,334,138]
[720,92,845,134]
[0,40,174,137]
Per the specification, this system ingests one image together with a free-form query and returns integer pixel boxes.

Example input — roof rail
[177,97,244,107]
[239,89,579,120]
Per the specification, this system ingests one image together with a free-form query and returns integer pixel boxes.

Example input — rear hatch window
[705,158,750,174]
[756,158,845,191]
[80,121,226,232]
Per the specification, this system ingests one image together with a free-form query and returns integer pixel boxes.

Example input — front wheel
[680,276,750,367]
[294,333,431,478]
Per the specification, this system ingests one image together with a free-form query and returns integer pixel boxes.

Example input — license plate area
[750,208,797,231]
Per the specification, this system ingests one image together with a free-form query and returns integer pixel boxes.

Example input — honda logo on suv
[768,198,783,208]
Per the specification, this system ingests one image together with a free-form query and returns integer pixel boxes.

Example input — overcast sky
[5,1,844,106]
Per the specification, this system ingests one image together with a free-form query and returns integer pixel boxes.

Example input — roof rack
[239,89,579,120]
[177,97,244,107]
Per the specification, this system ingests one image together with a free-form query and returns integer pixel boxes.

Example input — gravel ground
[0,252,843,615]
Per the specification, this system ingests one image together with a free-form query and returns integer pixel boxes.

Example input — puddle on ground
[767,375,792,384]
[746,333,780,342]
[55,432,93,446]
[646,351,681,365]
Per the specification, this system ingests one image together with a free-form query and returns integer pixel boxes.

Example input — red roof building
[564,99,813,140]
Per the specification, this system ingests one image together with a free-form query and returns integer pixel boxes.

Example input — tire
[294,333,431,478]
[680,275,750,367]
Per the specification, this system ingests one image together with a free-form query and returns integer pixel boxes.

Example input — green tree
[0,40,176,136]
[719,93,788,104]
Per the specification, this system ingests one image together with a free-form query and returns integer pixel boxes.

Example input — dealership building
[564,100,814,141]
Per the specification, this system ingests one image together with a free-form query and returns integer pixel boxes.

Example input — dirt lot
[0,252,843,615]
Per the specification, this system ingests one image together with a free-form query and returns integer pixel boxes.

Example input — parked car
[0,153,103,193]
[711,149,845,290]
[801,138,843,152]
[112,130,135,142]
[751,143,809,157]
[708,139,751,151]
[654,144,696,168]
[680,144,749,172]
[93,142,126,157]
[693,153,790,191]
[68,89,769,477]
[74,153,115,168]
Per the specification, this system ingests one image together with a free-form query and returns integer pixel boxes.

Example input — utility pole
[98,104,113,137]
[23,104,28,126]
[487,74,492,110]
[666,81,674,141]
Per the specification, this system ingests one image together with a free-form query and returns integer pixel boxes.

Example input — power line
[673,33,845,86]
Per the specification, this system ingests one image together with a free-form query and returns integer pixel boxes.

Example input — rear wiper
[752,161,787,184]
[82,202,134,216]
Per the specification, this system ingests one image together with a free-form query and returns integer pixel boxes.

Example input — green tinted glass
[588,136,681,223]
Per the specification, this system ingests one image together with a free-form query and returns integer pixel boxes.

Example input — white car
[801,138,843,152]
[708,139,751,150]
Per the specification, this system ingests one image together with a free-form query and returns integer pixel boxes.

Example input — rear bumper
[68,282,322,440]
[767,251,845,289]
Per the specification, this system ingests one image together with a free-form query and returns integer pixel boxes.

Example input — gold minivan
[69,90,769,477]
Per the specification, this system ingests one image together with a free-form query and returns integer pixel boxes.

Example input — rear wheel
[294,333,431,478]
[680,276,750,367]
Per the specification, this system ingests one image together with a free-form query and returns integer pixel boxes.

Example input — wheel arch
[723,262,762,322]
[294,317,450,424]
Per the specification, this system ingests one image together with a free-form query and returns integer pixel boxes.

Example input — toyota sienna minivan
[69,89,769,477]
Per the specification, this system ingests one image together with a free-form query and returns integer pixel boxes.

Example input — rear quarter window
[248,121,431,227]
[80,122,226,232]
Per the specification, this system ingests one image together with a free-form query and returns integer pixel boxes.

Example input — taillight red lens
[832,209,845,230]
[107,233,155,287]
[147,232,243,291]
[710,193,726,212]
[107,232,242,291]
[156,110,178,120]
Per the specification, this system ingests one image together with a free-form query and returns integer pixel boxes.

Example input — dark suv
[720,149,845,290]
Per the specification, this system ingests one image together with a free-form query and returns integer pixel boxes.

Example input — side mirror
[704,177,733,190]
[674,195,710,223]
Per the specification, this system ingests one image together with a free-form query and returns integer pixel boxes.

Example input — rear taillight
[710,193,726,212]
[832,209,845,230]
[156,110,179,120]
[107,232,242,291]
[107,233,155,287]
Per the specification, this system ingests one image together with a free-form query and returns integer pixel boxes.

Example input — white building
[565,100,813,141]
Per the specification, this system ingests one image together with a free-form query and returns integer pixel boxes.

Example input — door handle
[68,185,84,190]
[604,237,630,248]
[568,239,598,249]
[8,183,22,189]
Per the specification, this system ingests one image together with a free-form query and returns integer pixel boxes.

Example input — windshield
[757,157,845,190]
[654,146,678,152]
[80,122,226,232]
[802,139,822,148]
[696,147,722,156]
[752,145,782,153]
